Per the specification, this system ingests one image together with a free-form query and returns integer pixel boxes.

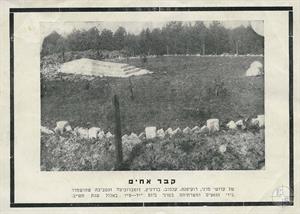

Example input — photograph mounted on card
[10,6,293,207]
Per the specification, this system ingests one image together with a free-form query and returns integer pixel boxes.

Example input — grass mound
[41,129,264,171]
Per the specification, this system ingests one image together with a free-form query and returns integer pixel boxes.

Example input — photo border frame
[9,6,294,208]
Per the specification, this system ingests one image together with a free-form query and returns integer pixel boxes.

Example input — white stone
[156,129,165,139]
[65,125,72,132]
[191,126,201,133]
[207,119,220,132]
[73,127,79,133]
[54,127,59,134]
[129,133,139,139]
[145,127,157,139]
[41,126,54,135]
[76,127,89,139]
[98,131,105,139]
[183,127,192,134]
[138,132,145,139]
[235,119,244,126]
[251,118,259,126]
[165,128,173,136]
[128,133,141,144]
[235,119,246,129]
[172,128,181,135]
[106,132,113,138]
[226,120,237,129]
[219,145,227,153]
[246,61,263,76]
[257,115,265,127]
[88,127,101,139]
[55,121,71,134]
[122,134,129,142]
[200,125,209,134]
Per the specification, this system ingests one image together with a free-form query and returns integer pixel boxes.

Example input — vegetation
[41,55,264,134]
[41,21,264,58]
[41,129,264,171]
[40,21,265,171]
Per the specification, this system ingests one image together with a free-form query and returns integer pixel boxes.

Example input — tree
[56,37,66,61]
[228,25,264,55]
[243,26,264,54]
[41,21,264,58]
[207,21,230,54]
[139,28,152,55]
[113,27,127,50]
[41,31,64,56]
[100,29,114,51]
[229,26,247,55]
[150,28,165,55]
[124,33,139,56]
[66,29,90,51]
[162,21,185,54]
[86,27,101,50]
[192,21,208,55]
[181,23,193,55]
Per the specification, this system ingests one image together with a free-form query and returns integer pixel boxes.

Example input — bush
[41,134,115,171]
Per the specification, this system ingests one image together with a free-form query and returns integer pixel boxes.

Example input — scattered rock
[235,120,246,129]
[226,120,237,129]
[191,126,201,133]
[199,125,209,134]
[75,127,89,139]
[251,118,259,126]
[122,134,129,142]
[219,145,227,153]
[145,127,157,139]
[165,128,173,136]
[127,133,141,145]
[106,132,113,138]
[41,126,54,135]
[98,131,105,139]
[130,133,140,141]
[207,119,219,133]
[157,129,165,139]
[138,132,145,139]
[172,128,181,135]
[55,121,72,135]
[88,127,101,139]
[183,127,192,134]
[257,115,265,127]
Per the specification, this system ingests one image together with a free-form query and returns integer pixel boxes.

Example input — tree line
[41,21,264,58]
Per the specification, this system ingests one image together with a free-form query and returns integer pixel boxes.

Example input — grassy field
[41,55,264,134]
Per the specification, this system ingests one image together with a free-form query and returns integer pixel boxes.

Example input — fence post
[113,94,123,169]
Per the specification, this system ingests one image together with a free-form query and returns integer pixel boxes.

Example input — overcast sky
[40,20,255,41]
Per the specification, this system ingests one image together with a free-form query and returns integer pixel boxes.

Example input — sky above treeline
[40,20,261,40]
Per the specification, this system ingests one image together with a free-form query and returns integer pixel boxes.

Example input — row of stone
[41,115,264,142]
[143,115,264,139]
[41,122,115,139]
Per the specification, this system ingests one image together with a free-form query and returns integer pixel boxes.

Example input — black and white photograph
[40,20,265,171]
[2,1,298,211]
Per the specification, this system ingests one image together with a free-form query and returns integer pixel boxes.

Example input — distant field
[41,55,264,134]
